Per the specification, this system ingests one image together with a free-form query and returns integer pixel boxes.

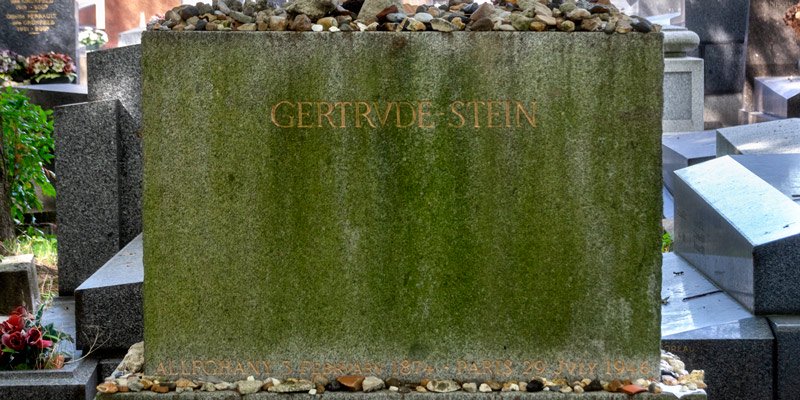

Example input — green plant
[0,305,72,370]
[3,230,57,267]
[662,231,673,253]
[0,87,55,228]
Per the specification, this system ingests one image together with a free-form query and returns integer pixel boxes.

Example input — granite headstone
[0,0,77,60]
[142,32,664,382]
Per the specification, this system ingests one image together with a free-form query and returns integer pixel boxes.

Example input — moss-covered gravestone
[142,32,663,382]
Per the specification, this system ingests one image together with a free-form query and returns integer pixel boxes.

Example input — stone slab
[0,0,78,61]
[96,392,702,400]
[0,356,98,400]
[88,45,143,248]
[673,156,800,313]
[55,100,121,295]
[716,118,800,156]
[663,57,704,132]
[696,42,747,95]
[767,316,800,400]
[17,84,88,111]
[661,130,715,194]
[732,154,800,204]
[754,76,800,119]
[142,31,664,382]
[662,317,773,400]
[685,0,750,44]
[75,234,143,354]
[0,254,39,314]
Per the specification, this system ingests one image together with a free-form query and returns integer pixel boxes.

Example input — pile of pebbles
[96,345,705,396]
[146,0,659,33]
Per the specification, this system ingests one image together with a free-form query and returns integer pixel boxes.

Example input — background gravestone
[0,0,77,60]
[142,32,664,382]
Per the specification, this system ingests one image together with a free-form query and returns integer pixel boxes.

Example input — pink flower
[1,331,26,351]
[26,328,52,349]
[0,314,25,334]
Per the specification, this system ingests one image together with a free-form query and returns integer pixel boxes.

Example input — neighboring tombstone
[0,0,77,60]
[142,32,664,381]
[662,130,715,194]
[716,118,800,156]
[752,76,800,120]
[662,26,704,132]
[674,155,800,314]
[54,45,143,295]
[0,254,39,314]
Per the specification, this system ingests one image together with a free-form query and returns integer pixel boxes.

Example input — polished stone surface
[55,100,121,295]
[767,316,800,400]
[716,118,800,156]
[733,154,800,204]
[661,130,715,193]
[0,0,77,60]
[674,156,800,313]
[75,235,143,355]
[142,32,664,381]
[17,83,88,111]
[754,76,800,118]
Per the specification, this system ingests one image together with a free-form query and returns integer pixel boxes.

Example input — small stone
[214,382,232,391]
[510,14,533,30]
[311,23,324,31]
[389,386,399,392]
[325,380,344,391]
[176,378,198,389]
[430,18,457,32]
[462,382,477,393]
[97,382,119,394]
[269,379,314,393]
[501,383,519,392]
[621,384,647,395]
[686,382,698,390]
[451,17,465,29]
[165,9,181,22]
[366,21,379,30]
[338,375,365,391]
[268,15,288,30]
[201,382,216,392]
[615,18,632,33]
[284,0,338,20]
[290,14,313,30]
[386,12,406,22]
[413,12,433,22]
[237,378,264,395]
[559,2,576,13]
[469,2,494,20]
[151,383,170,393]
[566,8,590,20]
[584,379,603,392]
[363,376,385,392]
[230,10,254,23]
[427,380,459,393]
[402,17,426,31]
[309,389,318,395]
[607,380,624,392]
[630,15,653,33]
[317,16,338,29]
[470,17,493,30]
[518,381,527,392]
[415,385,428,392]
[486,381,502,391]
[533,14,556,25]
[558,19,575,31]
[529,21,546,31]
[526,380,544,392]
[580,17,601,31]
[603,17,616,34]
[662,376,678,386]
[478,383,492,393]
[648,382,662,394]
[559,386,572,393]
[573,385,584,394]
[238,22,257,30]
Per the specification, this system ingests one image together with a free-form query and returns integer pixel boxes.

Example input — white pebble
[389,386,399,392]
[311,24,323,32]
[573,385,584,394]
[309,389,317,395]
[329,26,340,32]
[478,383,492,393]
[686,382,698,390]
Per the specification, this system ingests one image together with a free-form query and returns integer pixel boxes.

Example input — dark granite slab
[55,100,121,295]
[732,154,800,204]
[661,131,715,194]
[767,316,800,400]
[17,84,88,111]
[0,0,77,61]
[75,234,143,354]
[0,254,39,314]
[0,356,98,400]
[716,118,800,156]
[754,76,800,118]
[673,156,800,314]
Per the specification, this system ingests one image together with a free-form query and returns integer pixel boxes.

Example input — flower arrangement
[25,52,77,83]
[78,27,108,50]
[0,305,72,370]
[0,50,27,84]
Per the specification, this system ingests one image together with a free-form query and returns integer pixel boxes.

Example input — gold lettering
[247,361,260,375]
[334,102,352,128]
[192,360,205,375]
[374,102,395,126]
[504,100,511,127]
[487,101,502,128]
[155,362,168,376]
[417,101,434,128]
[515,101,537,127]
[317,102,336,128]
[297,102,314,128]
[470,101,486,128]
[180,359,190,375]
[355,102,376,128]
[396,102,416,128]
[283,360,293,375]
[234,361,246,375]
[270,101,294,128]
[205,360,219,375]
[261,361,272,374]
[449,101,465,128]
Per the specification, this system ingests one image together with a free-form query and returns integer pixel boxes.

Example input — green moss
[142,32,663,381]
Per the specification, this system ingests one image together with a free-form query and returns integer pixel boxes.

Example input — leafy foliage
[662,231,672,253]
[0,87,55,224]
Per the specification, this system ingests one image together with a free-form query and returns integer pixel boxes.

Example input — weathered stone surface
[142,31,663,382]
[0,254,38,314]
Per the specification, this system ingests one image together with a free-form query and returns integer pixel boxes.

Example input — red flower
[0,314,25,334]
[10,306,28,317]
[1,331,26,351]
[26,327,52,349]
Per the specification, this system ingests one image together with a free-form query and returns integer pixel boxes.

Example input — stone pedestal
[0,254,38,314]
[663,27,704,132]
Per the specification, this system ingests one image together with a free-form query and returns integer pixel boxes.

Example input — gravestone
[662,27,703,132]
[753,76,800,119]
[142,31,664,382]
[0,254,39,314]
[674,155,800,314]
[716,118,800,156]
[0,0,77,60]
[662,130,715,194]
